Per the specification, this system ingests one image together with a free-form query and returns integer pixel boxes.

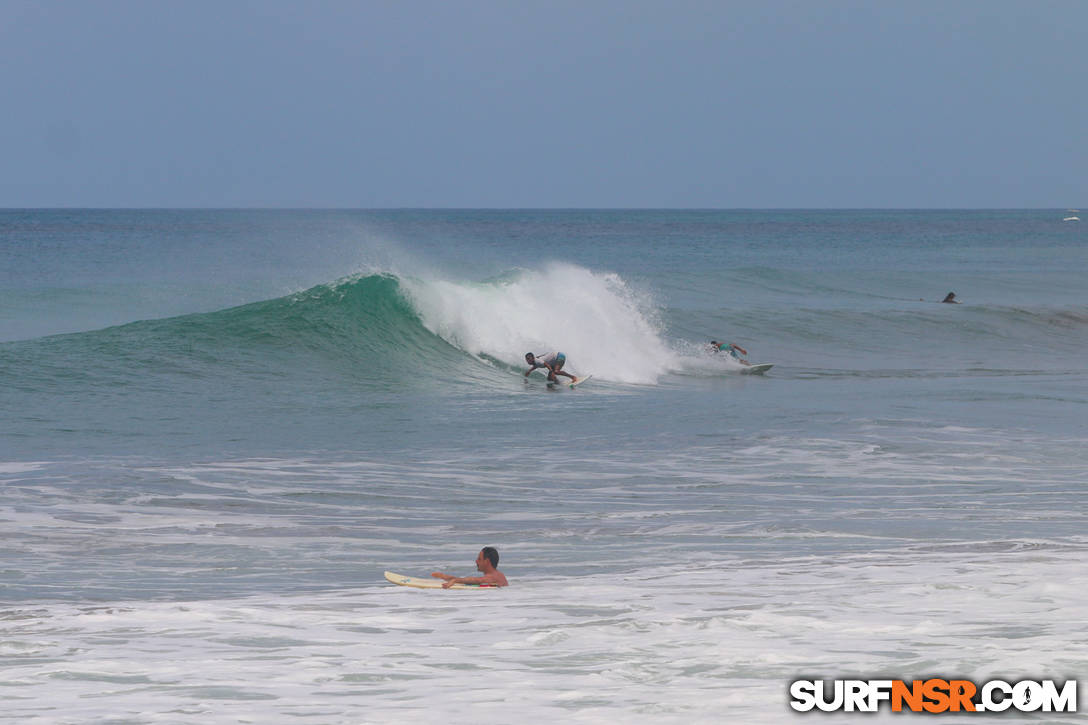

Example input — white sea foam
[2,550,1085,724]
[400,262,775,383]
[4,425,1085,722]
[403,263,680,384]
[0,461,51,475]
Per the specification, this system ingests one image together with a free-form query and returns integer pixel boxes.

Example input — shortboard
[384,571,498,589]
[546,374,592,389]
[740,363,774,375]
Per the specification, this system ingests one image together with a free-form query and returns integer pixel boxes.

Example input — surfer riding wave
[524,351,576,383]
[709,340,750,365]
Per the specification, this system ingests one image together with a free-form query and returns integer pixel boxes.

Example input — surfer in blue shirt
[709,340,750,365]
[431,547,508,588]
[524,351,576,383]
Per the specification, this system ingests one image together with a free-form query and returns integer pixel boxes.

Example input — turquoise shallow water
[1,210,1086,722]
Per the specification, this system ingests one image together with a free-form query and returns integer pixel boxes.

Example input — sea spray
[402,263,679,384]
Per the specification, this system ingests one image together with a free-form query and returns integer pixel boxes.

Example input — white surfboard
[740,363,774,375]
[384,571,498,589]
[546,374,592,389]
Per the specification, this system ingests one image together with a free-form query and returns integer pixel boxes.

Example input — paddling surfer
[941,292,959,303]
[524,351,576,383]
[431,547,508,588]
[709,340,750,365]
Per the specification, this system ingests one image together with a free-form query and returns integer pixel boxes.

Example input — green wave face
[1,274,485,397]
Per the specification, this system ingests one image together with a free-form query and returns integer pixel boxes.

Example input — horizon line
[0,206,1081,212]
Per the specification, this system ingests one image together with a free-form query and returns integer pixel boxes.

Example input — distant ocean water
[1,209,1085,723]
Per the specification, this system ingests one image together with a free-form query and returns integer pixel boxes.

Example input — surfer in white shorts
[431,547,508,588]
[524,351,576,383]
[709,340,750,365]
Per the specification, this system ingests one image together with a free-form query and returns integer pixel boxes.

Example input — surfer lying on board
[431,547,508,588]
[709,340,750,365]
[524,351,576,383]
[941,292,959,303]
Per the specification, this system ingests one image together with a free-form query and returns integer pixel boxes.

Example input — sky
[2,0,1086,208]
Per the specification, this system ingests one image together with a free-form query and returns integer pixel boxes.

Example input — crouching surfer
[524,351,576,383]
[431,547,508,588]
[709,340,750,365]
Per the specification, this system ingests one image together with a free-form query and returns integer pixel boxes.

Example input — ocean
[1,209,1085,723]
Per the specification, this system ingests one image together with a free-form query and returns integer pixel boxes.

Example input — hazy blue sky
[2,0,1085,207]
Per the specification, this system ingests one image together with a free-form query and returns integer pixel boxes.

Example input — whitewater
[1,209,1086,723]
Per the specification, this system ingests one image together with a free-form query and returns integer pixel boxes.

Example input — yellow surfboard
[384,571,498,589]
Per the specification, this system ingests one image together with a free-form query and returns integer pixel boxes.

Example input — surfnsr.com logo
[789,679,1078,713]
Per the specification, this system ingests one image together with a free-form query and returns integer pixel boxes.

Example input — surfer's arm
[730,343,748,355]
[441,574,504,588]
[430,571,455,581]
[441,576,477,588]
